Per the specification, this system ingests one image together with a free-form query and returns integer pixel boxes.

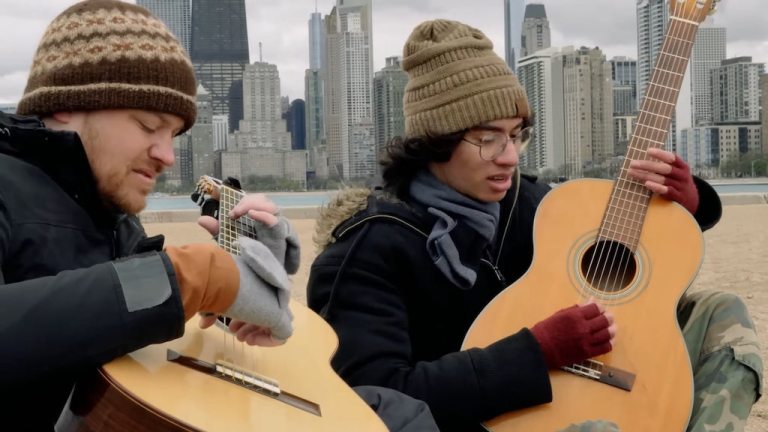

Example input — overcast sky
[1,0,766,129]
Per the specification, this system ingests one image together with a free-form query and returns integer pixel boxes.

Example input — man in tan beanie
[308,18,761,432]
[0,1,299,428]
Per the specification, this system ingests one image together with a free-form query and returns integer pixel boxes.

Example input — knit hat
[17,0,197,133]
[402,19,530,137]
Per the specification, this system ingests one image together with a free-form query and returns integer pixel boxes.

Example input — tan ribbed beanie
[17,0,197,133]
[402,19,530,137]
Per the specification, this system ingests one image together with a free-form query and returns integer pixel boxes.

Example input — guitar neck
[601,16,700,248]
[216,186,259,255]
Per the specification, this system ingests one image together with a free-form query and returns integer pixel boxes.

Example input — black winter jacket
[0,113,185,429]
[307,172,721,432]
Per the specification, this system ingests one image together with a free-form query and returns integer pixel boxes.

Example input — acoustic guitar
[60,176,387,431]
[462,1,720,431]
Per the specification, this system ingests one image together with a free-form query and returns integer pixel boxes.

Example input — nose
[149,134,175,167]
[494,138,519,166]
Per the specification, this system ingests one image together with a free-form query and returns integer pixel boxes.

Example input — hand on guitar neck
[530,301,617,369]
[164,189,301,347]
[628,147,700,215]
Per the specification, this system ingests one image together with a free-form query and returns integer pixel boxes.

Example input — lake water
[147,192,338,211]
[145,182,768,211]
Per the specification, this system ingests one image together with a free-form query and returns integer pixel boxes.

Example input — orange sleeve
[164,244,240,320]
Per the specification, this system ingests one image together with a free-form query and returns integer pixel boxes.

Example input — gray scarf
[409,171,500,289]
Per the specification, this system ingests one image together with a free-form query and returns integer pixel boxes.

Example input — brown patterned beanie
[17,0,197,132]
[402,19,530,137]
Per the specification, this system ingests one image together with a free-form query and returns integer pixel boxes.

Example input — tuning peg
[709,0,720,14]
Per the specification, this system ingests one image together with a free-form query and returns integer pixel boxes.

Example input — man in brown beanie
[0,1,299,428]
[308,18,762,432]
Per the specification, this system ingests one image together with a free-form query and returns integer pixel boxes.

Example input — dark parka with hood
[307,172,722,432]
[0,113,185,429]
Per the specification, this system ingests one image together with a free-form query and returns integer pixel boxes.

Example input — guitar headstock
[193,175,224,201]
[669,0,721,23]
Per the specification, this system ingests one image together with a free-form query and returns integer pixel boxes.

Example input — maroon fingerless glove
[530,304,613,369]
[660,155,699,215]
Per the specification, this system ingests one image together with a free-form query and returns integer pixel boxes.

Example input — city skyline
[1,0,766,133]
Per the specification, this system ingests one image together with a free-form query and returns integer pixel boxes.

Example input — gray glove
[223,236,293,340]
[246,216,300,275]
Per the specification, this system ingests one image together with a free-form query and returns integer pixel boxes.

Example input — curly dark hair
[381,116,533,200]
[379,131,466,201]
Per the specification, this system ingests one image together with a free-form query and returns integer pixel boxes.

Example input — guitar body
[463,179,703,431]
[61,299,387,431]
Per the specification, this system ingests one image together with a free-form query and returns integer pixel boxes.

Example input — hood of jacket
[314,187,374,253]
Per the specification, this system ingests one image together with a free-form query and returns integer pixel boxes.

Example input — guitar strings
[581,5,697,307]
[597,10,695,297]
[218,185,265,381]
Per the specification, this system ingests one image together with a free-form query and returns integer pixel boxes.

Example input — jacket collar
[0,112,118,225]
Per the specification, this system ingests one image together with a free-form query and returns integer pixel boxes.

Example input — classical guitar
[462,1,720,431]
[60,176,387,431]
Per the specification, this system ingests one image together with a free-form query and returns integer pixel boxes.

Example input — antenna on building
[315,0,318,13]
[259,42,263,62]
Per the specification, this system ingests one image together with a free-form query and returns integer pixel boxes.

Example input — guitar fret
[658,51,690,62]
[638,111,671,121]
[640,97,676,108]
[647,82,680,94]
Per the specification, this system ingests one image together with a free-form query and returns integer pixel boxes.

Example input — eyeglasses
[462,126,534,161]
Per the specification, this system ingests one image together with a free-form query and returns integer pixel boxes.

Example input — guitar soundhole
[580,240,637,294]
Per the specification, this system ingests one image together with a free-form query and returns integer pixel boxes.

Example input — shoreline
[138,192,768,224]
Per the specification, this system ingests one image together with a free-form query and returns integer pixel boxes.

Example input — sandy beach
[144,201,768,431]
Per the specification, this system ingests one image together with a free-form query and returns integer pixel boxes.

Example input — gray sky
[1,0,766,130]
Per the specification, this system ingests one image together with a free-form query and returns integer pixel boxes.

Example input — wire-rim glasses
[462,126,534,161]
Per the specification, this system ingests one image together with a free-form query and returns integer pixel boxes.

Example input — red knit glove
[660,155,699,215]
[530,304,613,369]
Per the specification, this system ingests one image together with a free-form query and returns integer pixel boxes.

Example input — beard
[79,122,152,215]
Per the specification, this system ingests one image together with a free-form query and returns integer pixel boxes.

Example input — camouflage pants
[560,290,763,432]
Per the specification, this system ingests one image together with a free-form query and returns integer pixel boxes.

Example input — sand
[144,204,768,430]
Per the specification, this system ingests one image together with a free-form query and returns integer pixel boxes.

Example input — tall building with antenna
[191,0,249,132]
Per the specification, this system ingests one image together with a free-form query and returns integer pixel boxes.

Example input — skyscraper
[762,74,768,154]
[636,0,676,150]
[610,57,638,116]
[521,4,551,57]
[711,57,765,124]
[136,0,191,53]
[191,0,249,132]
[190,84,215,181]
[504,0,525,71]
[517,47,566,173]
[690,25,726,127]
[559,47,614,178]
[306,10,327,173]
[239,61,291,150]
[324,0,374,180]
[373,57,408,169]
[309,11,326,71]
[288,99,307,151]
[610,57,638,156]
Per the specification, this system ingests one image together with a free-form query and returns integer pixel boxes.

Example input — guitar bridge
[167,350,321,416]
[562,359,636,391]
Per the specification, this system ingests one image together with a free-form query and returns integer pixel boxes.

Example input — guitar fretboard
[599,16,700,249]
[217,186,260,255]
